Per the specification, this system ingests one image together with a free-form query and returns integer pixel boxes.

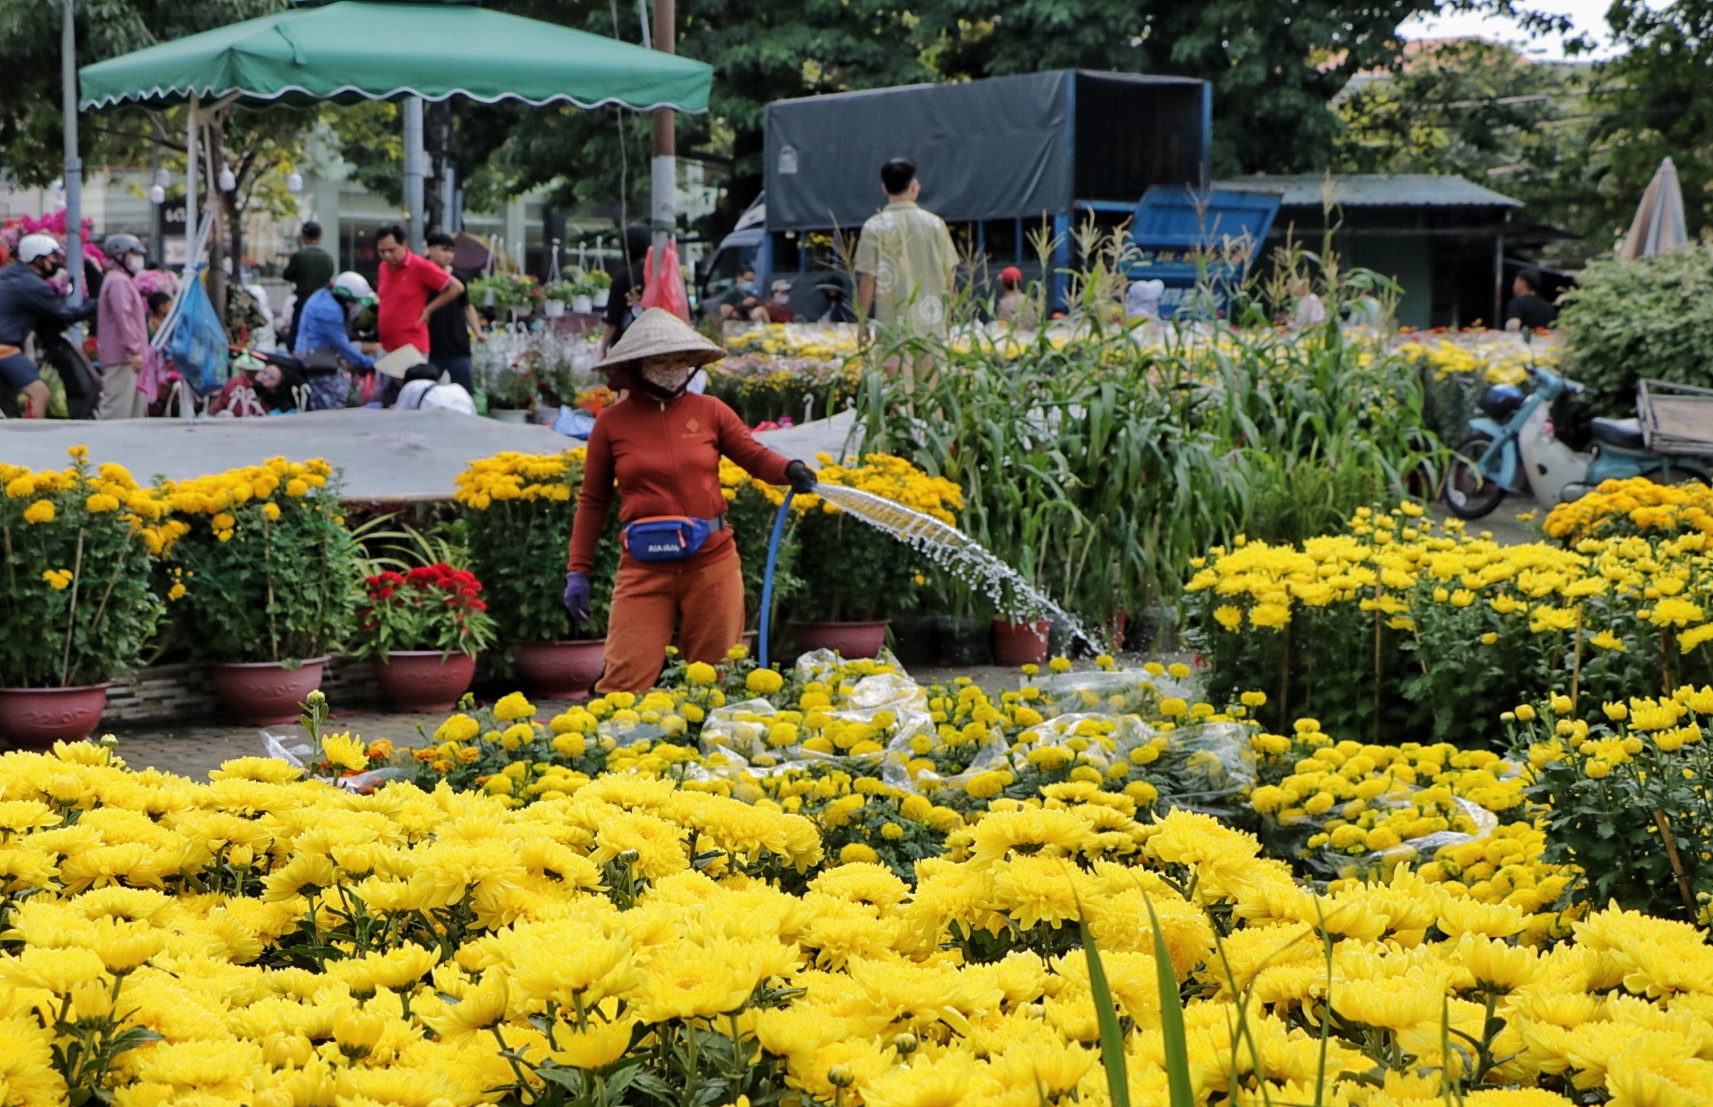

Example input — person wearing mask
[0,234,97,419]
[281,221,335,351]
[374,223,463,356]
[95,234,151,419]
[564,308,818,692]
[855,157,957,337]
[1504,269,1558,332]
[764,279,796,323]
[600,223,655,355]
[718,263,764,322]
[294,272,379,374]
[424,231,480,391]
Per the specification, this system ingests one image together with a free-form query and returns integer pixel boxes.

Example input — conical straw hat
[594,308,725,375]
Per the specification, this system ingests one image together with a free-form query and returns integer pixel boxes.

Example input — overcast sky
[1400,0,1629,59]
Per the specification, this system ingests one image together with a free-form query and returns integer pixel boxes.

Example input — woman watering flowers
[565,308,818,692]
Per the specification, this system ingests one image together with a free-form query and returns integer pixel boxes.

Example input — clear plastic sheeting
[1321,794,1504,877]
[1029,669,1196,719]
[260,727,311,769]
[1152,722,1258,814]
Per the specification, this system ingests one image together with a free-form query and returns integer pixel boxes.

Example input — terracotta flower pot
[0,683,111,750]
[992,618,1052,667]
[512,640,606,700]
[210,658,328,727]
[791,620,890,659]
[374,651,478,713]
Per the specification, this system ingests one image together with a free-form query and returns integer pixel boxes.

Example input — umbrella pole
[61,0,85,307]
[650,0,675,252]
[404,95,426,252]
[185,92,198,269]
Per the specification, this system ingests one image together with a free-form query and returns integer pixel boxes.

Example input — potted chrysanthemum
[161,458,360,726]
[355,564,498,711]
[0,447,167,747]
[456,449,619,698]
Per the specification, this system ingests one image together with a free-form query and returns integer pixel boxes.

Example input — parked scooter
[1444,365,1713,519]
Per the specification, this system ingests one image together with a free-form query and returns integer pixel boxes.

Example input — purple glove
[563,571,591,622]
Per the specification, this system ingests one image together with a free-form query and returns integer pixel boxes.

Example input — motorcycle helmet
[15,234,63,264]
[331,271,375,302]
[102,233,145,261]
[1478,384,1525,421]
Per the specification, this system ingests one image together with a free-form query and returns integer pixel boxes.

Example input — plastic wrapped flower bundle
[1189,502,1713,747]
[6,727,1713,1107]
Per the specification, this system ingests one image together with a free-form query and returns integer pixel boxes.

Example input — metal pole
[441,160,457,233]
[636,0,651,48]
[186,92,198,267]
[650,0,675,253]
[61,0,84,306]
[403,95,426,250]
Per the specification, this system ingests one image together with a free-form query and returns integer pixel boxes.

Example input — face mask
[774,293,790,305]
[738,279,755,294]
[640,364,693,397]
[125,255,145,274]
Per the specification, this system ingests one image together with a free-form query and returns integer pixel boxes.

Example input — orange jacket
[567,390,792,573]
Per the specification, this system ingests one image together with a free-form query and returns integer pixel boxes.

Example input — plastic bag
[166,269,230,394]
[1031,669,1196,719]
[1150,721,1257,813]
[260,727,313,769]
[640,239,690,321]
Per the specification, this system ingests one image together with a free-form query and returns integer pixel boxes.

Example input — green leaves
[1559,244,1713,416]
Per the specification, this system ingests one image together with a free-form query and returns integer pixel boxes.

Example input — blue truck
[700,69,1282,320]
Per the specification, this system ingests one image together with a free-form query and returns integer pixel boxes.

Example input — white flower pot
[543,299,567,318]
[592,288,610,308]
[572,295,594,315]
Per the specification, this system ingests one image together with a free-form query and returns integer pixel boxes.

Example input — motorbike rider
[0,234,98,418]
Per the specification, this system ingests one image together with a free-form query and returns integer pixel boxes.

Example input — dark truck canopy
[763,70,1210,233]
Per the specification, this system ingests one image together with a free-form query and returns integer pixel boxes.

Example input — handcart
[1637,379,1713,455]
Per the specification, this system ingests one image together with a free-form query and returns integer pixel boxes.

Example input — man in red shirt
[374,224,464,353]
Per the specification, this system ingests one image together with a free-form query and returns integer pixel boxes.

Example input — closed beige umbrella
[1618,157,1689,260]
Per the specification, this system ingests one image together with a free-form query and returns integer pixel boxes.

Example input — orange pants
[597,552,745,693]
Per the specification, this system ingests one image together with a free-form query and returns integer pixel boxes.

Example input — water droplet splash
[811,483,1109,656]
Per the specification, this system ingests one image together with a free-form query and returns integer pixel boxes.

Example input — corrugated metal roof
[1211,174,1522,208]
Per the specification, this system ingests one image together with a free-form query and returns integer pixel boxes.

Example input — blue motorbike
[1443,366,1713,519]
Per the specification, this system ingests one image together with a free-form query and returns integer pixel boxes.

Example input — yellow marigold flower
[435,713,481,743]
[685,661,718,685]
[838,842,880,865]
[22,499,54,524]
[493,692,536,721]
[744,667,785,695]
[40,569,73,590]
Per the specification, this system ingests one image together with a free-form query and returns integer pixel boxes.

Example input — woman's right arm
[567,419,616,573]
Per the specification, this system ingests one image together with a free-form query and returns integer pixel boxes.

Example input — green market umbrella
[79,0,711,111]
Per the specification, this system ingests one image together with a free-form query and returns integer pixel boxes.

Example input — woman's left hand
[785,460,817,495]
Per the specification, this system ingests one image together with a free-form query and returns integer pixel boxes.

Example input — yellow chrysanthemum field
[4,641,1712,1107]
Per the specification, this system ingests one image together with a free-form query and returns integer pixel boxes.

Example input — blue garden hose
[757,491,795,668]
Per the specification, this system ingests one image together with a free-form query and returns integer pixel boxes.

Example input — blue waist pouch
[621,515,722,562]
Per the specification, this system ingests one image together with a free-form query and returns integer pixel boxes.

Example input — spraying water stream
[812,483,1110,656]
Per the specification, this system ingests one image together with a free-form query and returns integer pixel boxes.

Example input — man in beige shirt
[855,157,957,337]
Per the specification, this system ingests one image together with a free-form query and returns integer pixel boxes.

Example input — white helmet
[331,271,374,301]
[16,234,63,264]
